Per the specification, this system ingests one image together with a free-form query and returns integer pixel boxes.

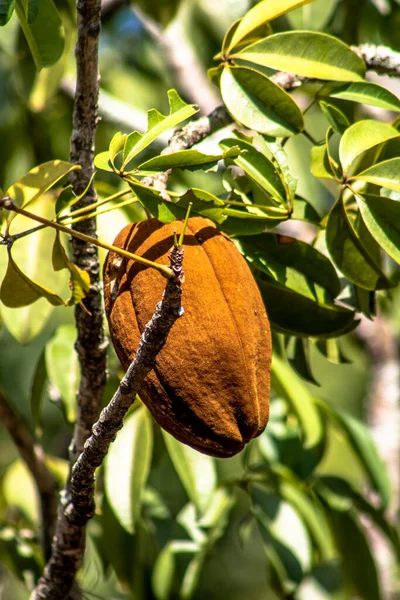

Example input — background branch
[0,391,58,560]
[32,245,184,600]
[68,0,108,464]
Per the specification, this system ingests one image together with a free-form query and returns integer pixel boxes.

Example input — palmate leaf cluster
[1,0,400,599]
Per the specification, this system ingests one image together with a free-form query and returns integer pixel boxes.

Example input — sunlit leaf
[52,233,90,306]
[220,66,304,137]
[235,32,365,81]
[177,188,226,224]
[319,99,350,135]
[1,248,64,307]
[6,160,79,210]
[310,142,337,180]
[227,0,316,50]
[356,192,400,264]
[350,157,400,191]
[162,430,217,514]
[328,81,400,112]
[138,147,241,173]
[45,324,80,422]
[339,120,399,174]
[105,404,153,534]
[220,137,287,204]
[122,90,198,170]
[94,151,114,172]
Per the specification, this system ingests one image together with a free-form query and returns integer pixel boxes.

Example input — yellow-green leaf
[220,66,303,137]
[235,32,365,81]
[339,120,399,174]
[6,160,79,210]
[227,0,316,51]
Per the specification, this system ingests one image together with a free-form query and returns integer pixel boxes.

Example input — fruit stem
[178,202,193,247]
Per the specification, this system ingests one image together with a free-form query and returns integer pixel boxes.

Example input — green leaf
[1,248,65,307]
[326,509,382,600]
[339,120,399,174]
[271,355,323,449]
[27,0,38,23]
[121,90,198,170]
[235,32,365,81]
[220,137,287,204]
[109,131,126,168]
[236,233,341,302]
[52,233,90,306]
[94,151,114,173]
[152,541,198,600]
[6,160,79,210]
[220,66,304,137]
[45,325,80,422]
[278,479,335,560]
[177,188,226,224]
[227,0,316,51]
[131,182,226,224]
[350,157,400,191]
[0,0,14,25]
[326,196,392,290]
[105,404,153,534]
[138,147,240,173]
[257,276,357,338]
[291,196,320,223]
[319,100,350,135]
[162,430,217,514]
[328,81,400,112]
[318,404,391,508]
[0,195,69,342]
[356,192,400,264]
[310,141,337,180]
[15,0,64,70]
[315,338,350,365]
[286,337,319,385]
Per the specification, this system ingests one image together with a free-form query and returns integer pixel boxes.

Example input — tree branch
[68,0,108,464]
[351,44,400,77]
[32,244,184,600]
[0,391,58,560]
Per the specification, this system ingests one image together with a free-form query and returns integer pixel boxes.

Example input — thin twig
[32,244,184,600]
[0,390,58,560]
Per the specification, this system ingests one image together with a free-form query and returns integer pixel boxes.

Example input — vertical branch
[0,391,58,560]
[69,0,107,462]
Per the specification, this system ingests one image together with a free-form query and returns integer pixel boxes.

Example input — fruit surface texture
[103,217,272,457]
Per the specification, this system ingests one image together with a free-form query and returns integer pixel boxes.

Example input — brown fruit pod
[103,217,272,458]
